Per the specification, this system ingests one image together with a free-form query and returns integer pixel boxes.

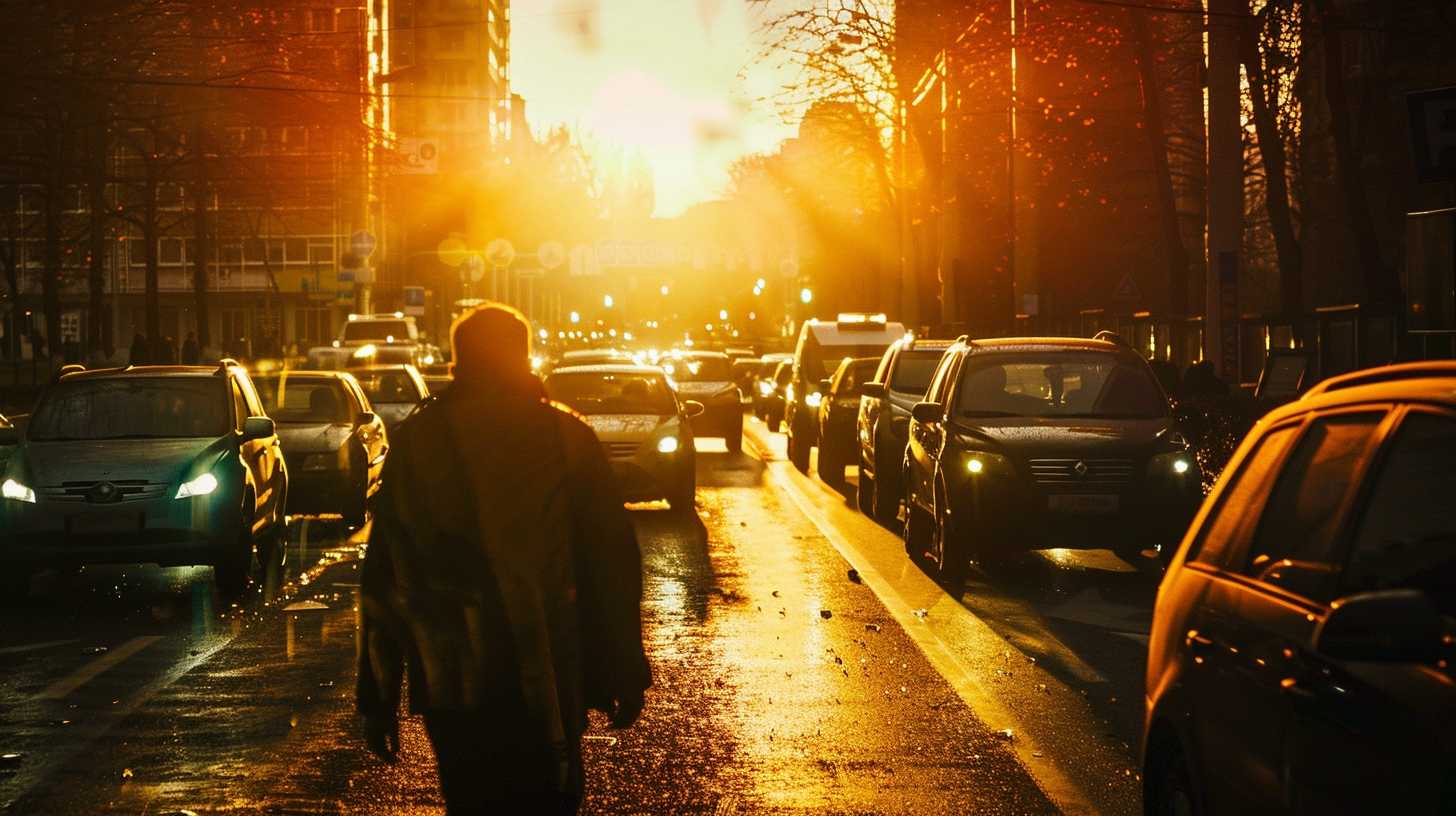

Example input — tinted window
[254,376,353,423]
[1344,412,1456,614]
[230,380,249,431]
[668,355,733,382]
[545,372,676,416]
[1186,426,1296,567]
[804,345,894,378]
[342,319,411,342]
[955,352,1166,419]
[30,378,229,440]
[925,351,960,404]
[1241,414,1382,601]
[355,371,423,404]
[774,363,792,385]
[890,350,944,395]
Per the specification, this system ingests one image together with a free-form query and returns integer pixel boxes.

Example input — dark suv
[857,337,953,523]
[902,337,1201,584]
[1143,362,1456,815]
[0,362,289,595]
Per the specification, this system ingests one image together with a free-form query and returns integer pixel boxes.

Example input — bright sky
[510,0,799,217]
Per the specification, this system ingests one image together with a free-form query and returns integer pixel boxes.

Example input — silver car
[351,364,430,432]
[544,364,702,510]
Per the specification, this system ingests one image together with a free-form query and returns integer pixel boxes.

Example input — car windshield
[355,371,423,404]
[808,345,892,377]
[342,319,410,343]
[546,372,677,415]
[891,350,945,395]
[956,353,1167,419]
[29,377,229,440]
[253,377,353,423]
[667,356,733,382]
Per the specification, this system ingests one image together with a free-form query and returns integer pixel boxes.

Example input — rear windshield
[890,350,945,395]
[956,353,1167,419]
[805,345,892,377]
[342,320,411,343]
[546,372,676,416]
[355,371,424,404]
[29,377,228,440]
[253,377,352,423]
[667,356,733,382]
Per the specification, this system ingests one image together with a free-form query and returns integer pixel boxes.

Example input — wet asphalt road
[0,417,1155,814]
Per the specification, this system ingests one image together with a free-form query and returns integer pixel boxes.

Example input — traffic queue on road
[0,306,1450,812]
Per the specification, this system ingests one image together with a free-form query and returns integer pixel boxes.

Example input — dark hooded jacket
[356,371,650,743]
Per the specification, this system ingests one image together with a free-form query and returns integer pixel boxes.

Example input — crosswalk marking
[34,636,163,701]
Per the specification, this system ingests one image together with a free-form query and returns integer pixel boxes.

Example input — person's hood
[17,436,228,485]
[952,416,1172,459]
[276,422,352,455]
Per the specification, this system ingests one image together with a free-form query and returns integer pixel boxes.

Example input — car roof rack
[1302,361,1456,398]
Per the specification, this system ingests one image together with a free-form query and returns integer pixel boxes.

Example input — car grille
[1027,458,1137,490]
[39,480,170,503]
[603,441,641,459]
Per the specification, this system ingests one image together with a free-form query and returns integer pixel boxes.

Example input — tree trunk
[191,124,211,349]
[42,124,68,361]
[144,166,160,344]
[86,114,110,359]
[1131,9,1191,318]
[1240,2,1303,316]
[1313,0,1396,307]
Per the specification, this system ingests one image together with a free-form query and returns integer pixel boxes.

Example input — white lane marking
[754,438,1101,815]
[0,639,78,656]
[33,636,163,700]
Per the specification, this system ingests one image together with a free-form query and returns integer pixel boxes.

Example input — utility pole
[1205,0,1243,378]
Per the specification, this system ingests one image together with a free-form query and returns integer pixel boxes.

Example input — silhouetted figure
[1177,360,1229,402]
[158,336,178,364]
[128,334,147,366]
[358,303,649,814]
[181,333,199,365]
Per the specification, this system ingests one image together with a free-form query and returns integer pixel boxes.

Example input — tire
[788,424,811,474]
[668,470,697,513]
[1144,737,1200,816]
[856,460,875,514]
[931,480,969,588]
[258,520,288,572]
[215,501,256,597]
[872,454,901,524]
[769,408,783,433]
[725,420,743,453]
[901,476,932,561]
[819,444,844,489]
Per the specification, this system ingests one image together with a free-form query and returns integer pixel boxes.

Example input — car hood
[277,422,351,454]
[954,416,1172,459]
[581,413,677,442]
[18,437,227,485]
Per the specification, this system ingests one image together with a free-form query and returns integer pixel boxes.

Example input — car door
[236,375,283,521]
[1283,406,1456,813]
[860,348,895,463]
[907,350,960,510]
[1186,408,1389,812]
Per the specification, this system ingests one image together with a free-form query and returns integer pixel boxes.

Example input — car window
[237,375,265,417]
[28,377,230,440]
[1240,413,1384,602]
[890,350,944,396]
[545,371,677,416]
[955,352,1166,419]
[230,379,249,432]
[873,346,895,384]
[356,371,420,404]
[1185,425,1296,567]
[1343,412,1456,615]
[924,351,960,404]
[254,377,353,423]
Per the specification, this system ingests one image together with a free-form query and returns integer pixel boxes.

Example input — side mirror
[683,400,705,418]
[1313,589,1442,663]
[355,411,377,427]
[910,402,942,423]
[861,382,886,400]
[242,416,275,441]
[0,427,17,445]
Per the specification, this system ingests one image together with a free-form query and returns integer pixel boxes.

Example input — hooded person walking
[357,303,650,814]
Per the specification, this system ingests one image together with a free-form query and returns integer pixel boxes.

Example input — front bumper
[0,489,243,568]
[606,445,694,502]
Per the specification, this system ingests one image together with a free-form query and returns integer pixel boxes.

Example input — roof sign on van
[836,312,887,329]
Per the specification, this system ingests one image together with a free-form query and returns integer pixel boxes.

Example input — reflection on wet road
[1,425,1152,814]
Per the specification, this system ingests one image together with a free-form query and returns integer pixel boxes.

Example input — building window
[308,8,336,32]
[297,307,332,346]
[286,238,307,263]
[160,237,184,266]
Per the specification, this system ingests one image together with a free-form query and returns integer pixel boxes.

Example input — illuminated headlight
[1172,457,1190,475]
[175,472,219,499]
[656,436,680,454]
[2,478,36,504]
[805,391,824,409]
[959,449,1010,479]
[353,343,378,360]
[967,458,985,474]
[758,381,774,397]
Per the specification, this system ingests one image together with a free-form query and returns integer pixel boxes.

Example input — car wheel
[1145,737,1200,816]
[215,503,256,598]
[819,444,844,489]
[856,460,875,515]
[669,475,696,514]
[901,477,932,561]
[769,408,783,433]
[873,454,901,524]
[932,481,970,588]
[788,419,811,474]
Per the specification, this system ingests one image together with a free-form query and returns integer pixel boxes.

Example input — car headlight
[1150,452,1198,480]
[959,450,1011,479]
[175,472,219,499]
[656,436,680,454]
[1172,457,1190,475]
[758,381,774,397]
[2,478,36,504]
[805,391,824,409]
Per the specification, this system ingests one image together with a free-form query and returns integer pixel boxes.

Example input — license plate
[1047,494,1119,514]
[69,513,140,535]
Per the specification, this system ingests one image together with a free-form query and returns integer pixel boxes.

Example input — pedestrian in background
[129,333,147,366]
[358,302,650,814]
[181,332,199,364]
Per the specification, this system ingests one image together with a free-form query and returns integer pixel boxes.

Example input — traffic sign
[403,285,426,316]
[1112,271,1141,302]
[398,137,439,175]
[350,231,376,258]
